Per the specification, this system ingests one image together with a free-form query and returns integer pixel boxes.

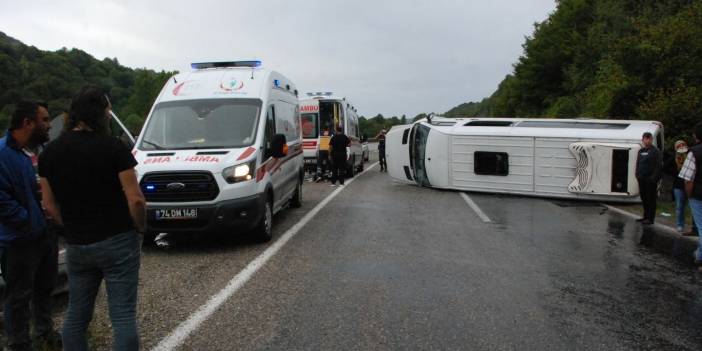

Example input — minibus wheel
[253,197,273,242]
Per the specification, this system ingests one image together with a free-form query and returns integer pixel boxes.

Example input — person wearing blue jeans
[679,122,702,270]
[63,231,142,350]
[38,86,146,350]
[667,140,694,232]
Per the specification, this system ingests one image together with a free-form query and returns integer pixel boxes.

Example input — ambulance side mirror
[271,134,287,158]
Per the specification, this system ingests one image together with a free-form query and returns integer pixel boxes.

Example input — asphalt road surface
[51,151,702,350]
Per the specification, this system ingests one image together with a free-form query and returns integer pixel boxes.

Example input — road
[53,152,702,350]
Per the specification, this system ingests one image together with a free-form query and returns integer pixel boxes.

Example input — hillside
[0,31,174,134]
[446,0,702,145]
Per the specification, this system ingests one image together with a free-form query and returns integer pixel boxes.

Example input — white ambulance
[299,92,364,175]
[133,61,304,242]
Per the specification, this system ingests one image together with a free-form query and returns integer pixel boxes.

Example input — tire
[253,196,273,242]
[346,156,356,178]
[291,178,302,208]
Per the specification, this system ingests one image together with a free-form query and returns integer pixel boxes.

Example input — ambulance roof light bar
[191,61,262,70]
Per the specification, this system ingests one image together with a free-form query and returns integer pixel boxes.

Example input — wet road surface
[52,153,702,350]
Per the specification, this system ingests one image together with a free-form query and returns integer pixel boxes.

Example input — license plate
[155,208,198,220]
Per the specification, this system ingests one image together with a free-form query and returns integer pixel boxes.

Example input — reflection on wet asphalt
[475,194,702,350]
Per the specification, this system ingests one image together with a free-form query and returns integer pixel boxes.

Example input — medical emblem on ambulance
[219,78,244,92]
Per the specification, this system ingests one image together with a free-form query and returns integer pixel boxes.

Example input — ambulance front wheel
[253,196,273,242]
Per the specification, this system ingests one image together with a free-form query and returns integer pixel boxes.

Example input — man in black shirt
[39,86,146,351]
[329,126,350,186]
[635,132,662,225]
[376,129,387,172]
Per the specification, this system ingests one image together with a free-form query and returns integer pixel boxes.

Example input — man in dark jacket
[376,129,387,172]
[0,101,59,351]
[329,126,350,186]
[679,122,702,270]
[635,132,662,225]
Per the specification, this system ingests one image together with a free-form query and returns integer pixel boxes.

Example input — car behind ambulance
[134,61,304,242]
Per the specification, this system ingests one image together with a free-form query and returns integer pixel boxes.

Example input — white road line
[460,192,492,223]
[152,162,379,351]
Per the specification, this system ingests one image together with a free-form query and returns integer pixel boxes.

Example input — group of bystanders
[0,86,146,351]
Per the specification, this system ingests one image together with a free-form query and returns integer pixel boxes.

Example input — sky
[0,0,557,118]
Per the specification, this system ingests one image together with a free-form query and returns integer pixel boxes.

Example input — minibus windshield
[139,98,262,150]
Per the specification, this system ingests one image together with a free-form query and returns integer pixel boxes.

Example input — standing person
[635,132,662,225]
[665,140,693,232]
[39,86,146,351]
[0,101,60,351]
[315,126,332,182]
[680,122,702,270]
[329,126,350,186]
[376,129,387,172]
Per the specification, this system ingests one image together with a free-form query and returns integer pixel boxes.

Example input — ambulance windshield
[139,98,261,150]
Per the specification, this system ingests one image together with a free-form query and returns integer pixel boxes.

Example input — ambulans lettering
[300,105,319,113]
[143,157,171,164]
[183,156,220,163]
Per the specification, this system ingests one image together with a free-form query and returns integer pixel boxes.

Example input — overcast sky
[1,0,556,118]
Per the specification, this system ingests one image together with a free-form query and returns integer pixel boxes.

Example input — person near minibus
[664,140,697,233]
[679,122,702,270]
[329,126,350,186]
[376,129,387,172]
[635,132,662,225]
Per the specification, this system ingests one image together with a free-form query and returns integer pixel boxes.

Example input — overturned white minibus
[386,117,664,203]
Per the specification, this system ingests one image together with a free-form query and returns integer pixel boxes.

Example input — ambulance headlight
[223,161,256,183]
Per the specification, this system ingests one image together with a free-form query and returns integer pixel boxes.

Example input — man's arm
[651,148,663,182]
[118,168,146,233]
[0,164,30,231]
[39,177,62,226]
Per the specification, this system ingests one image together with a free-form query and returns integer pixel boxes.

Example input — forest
[446,0,701,146]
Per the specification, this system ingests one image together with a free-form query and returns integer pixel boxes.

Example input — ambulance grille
[140,172,219,202]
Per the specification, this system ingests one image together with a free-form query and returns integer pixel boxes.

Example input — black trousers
[1,230,58,349]
[638,178,658,222]
[378,147,386,170]
[331,153,347,184]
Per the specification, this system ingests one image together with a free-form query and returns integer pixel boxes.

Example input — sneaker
[330,184,337,187]
[641,219,653,225]
[677,226,685,233]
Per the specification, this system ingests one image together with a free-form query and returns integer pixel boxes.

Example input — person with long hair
[38,85,146,350]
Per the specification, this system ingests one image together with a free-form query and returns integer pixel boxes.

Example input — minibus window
[140,98,262,150]
[474,152,509,176]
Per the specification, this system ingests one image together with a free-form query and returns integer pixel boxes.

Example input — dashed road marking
[152,162,379,351]
[460,192,492,223]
